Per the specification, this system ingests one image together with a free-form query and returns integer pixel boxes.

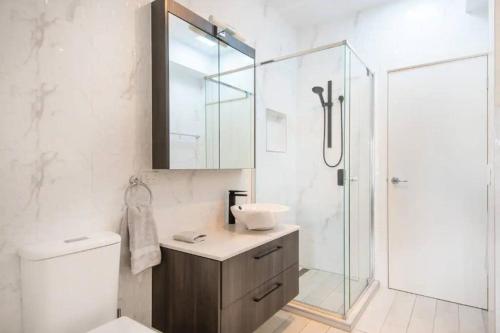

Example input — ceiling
[266,0,401,27]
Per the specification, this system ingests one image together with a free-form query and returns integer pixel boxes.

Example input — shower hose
[322,95,344,168]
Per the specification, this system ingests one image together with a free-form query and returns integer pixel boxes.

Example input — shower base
[284,272,379,332]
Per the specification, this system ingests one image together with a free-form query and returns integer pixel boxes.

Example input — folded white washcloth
[121,205,161,274]
[173,231,207,243]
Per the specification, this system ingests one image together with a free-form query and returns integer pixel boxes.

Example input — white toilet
[19,231,156,333]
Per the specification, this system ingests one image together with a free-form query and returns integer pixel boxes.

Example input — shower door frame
[345,44,377,310]
[252,40,376,326]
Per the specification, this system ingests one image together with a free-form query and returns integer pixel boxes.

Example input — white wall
[0,0,298,332]
[493,0,500,329]
[297,0,490,287]
[255,59,300,251]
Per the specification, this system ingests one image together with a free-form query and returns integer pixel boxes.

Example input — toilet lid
[88,317,158,333]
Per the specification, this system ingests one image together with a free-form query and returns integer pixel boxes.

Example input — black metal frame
[151,0,256,169]
[327,80,333,149]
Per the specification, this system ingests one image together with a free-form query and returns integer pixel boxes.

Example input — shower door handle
[391,177,408,184]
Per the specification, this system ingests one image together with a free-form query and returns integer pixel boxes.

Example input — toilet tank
[19,232,121,333]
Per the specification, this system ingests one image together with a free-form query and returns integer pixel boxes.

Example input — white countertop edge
[159,224,300,261]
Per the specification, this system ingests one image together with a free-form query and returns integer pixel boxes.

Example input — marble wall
[292,46,347,275]
[255,59,299,227]
[297,0,490,287]
[0,0,297,332]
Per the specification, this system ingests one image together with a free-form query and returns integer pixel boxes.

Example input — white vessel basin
[230,203,289,230]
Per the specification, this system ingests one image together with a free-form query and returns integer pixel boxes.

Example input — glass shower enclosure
[255,41,374,318]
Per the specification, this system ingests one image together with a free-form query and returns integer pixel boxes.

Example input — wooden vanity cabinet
[152,231,299,333]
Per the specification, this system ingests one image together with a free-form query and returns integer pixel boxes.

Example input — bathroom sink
[230,203,289,230]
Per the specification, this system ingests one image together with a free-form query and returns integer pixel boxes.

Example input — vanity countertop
[159,223,300,261]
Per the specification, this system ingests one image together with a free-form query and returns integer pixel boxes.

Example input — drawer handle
[254,246,282,259]
[253,283,282,302]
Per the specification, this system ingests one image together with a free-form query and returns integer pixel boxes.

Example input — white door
[387,56,488,309]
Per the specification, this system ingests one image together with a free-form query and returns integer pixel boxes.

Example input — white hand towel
[121,204,161,275]
[173,231,207,243]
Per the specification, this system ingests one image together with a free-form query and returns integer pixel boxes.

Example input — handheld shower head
[312,86,324,95]
[312,86,326,107]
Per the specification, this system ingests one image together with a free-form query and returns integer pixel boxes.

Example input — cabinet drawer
[221,264,299,333]
[221,231,298,308]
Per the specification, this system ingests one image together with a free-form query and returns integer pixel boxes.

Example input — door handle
[391,177,408,184]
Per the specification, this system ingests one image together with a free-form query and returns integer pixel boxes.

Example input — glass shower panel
[256,45,348,316]
[347,48,374,307]
[255,41,374,319]
[343,46,351,314]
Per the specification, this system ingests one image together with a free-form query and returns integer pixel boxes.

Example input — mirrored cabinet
[152,0,255,170]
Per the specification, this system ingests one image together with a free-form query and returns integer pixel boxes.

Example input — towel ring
[124,176,153,206]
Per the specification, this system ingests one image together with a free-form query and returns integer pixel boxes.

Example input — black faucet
[228,190,247,224]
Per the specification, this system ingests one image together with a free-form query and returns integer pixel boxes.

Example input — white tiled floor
[254,288,489,333]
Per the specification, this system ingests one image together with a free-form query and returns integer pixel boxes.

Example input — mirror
[163,13,255,170]
[218,43,255,169]
[168,14,219,169]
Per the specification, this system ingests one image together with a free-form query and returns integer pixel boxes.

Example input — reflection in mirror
[218,44,255,169]
[168,13,219,169]
[167,13,255,170]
